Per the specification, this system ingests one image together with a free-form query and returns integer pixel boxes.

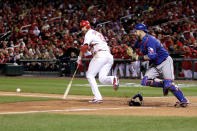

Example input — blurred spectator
[182,46,192,78]
[112,45,125,77]
[0,0,196,78]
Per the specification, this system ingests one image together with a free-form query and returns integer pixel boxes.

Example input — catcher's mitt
[126,47,134,57]
[128,93,143,106]
[126,47,139,61]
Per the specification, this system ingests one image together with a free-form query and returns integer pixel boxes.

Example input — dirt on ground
[0,91,197,117]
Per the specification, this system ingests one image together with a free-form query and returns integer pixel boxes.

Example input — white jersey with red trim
[83,29,110,53]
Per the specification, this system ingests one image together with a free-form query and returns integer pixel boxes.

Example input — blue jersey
[134,34,169,65]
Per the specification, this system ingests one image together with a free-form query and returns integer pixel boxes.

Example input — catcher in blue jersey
[127,24,189,107]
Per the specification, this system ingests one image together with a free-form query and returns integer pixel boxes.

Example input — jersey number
[92,31,106,42]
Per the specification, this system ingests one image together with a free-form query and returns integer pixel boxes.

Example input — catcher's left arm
[126,47,138,61]
[126,47,133,57]
[126,47,150,61]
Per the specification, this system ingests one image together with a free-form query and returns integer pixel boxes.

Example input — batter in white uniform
[77,20,119,103]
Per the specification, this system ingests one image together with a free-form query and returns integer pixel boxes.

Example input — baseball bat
[63,66,78,99]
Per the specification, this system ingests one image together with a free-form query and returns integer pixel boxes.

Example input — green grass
[0,113,197,131]
[0,77,197,131]
[0,77,197,97]
[0,77,70,94]
[0,96,57,104]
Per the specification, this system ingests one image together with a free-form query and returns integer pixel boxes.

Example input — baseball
[16,88,21,92]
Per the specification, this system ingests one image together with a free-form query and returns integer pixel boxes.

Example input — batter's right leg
[86,73,102,100]
[86,57,105,101]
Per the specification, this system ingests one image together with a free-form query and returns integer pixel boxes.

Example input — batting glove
[76,56,82,66]
[84,51,92,56]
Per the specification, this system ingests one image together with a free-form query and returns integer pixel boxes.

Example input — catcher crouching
[127,24,189,108]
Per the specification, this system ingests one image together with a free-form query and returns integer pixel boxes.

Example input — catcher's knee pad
[163,80,176,91]
[141,76,148,86]
[141,76,153,86]
[164,80,187,102]
[163,80,176,96]
[151,78,163,87]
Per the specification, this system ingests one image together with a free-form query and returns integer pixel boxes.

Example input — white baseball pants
[86,51,114,100]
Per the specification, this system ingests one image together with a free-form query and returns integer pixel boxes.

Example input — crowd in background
[0,0,196,78]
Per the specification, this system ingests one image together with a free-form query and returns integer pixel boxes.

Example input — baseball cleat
[113,76,119,91]
[88,99,103,104]
[174,99,189,108]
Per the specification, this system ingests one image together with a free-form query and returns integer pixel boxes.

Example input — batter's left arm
[77,44,89,66]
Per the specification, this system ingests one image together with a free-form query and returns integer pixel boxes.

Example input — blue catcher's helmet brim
[135,24,148,32]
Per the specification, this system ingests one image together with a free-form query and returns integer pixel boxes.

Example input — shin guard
[164,80,188,102]
[141,76,163,88]
[151,78,163,88]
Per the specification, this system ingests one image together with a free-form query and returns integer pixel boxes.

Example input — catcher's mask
[128,93,143,106]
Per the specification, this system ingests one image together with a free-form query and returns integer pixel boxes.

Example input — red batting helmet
[80,20,91,29]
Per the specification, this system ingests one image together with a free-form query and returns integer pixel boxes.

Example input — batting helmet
[80,20,91,29]
[135,24,148,32]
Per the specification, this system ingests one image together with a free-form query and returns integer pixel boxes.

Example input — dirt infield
[0,91,197,117]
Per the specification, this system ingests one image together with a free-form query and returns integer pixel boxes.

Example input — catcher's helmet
[128,93,143,106]
[80,20,91,29]
[135,24,148,32]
